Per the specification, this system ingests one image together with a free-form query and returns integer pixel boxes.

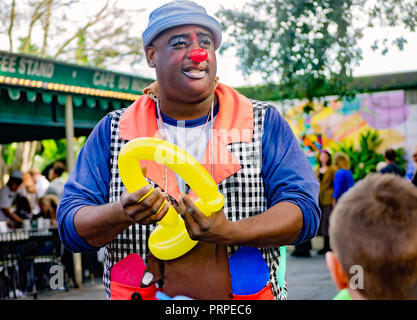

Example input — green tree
[217,0,417,101]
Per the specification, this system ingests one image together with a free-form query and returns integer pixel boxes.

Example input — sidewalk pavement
[20,237,338,300]
[19,280,106,300]
[286,247,338,300]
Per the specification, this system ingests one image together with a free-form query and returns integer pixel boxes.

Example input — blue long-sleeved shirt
[333,169,355,201]
[57,106,320,252]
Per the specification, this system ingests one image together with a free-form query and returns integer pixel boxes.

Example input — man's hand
[120,185,170,225]
[73,166,172,248]
[172,193,234,244]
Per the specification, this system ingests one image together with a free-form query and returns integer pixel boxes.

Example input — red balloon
[190,49,208,63]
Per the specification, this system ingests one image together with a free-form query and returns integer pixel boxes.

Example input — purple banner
[360,91,409,129]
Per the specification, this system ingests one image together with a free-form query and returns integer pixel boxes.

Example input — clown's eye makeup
[168,32,214,50]
[169,35,188,48]
[199,36,212,48]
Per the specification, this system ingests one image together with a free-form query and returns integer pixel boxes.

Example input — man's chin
[179,79,215,101]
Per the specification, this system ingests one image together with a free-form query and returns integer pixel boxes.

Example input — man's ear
[326,251,349,290]
[145,46,156,68]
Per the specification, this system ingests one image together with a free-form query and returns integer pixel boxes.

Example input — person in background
[292,150,334,257]
[326,174,417,299]
[39,194,59,227]
[332,152,355,205]
[14,194,32,226]
[21,172,39,214]
[412,146,417,187]
[38,194,59,227]
[29,167,50,199]
[379,148,404,177]
[315,150,336,255]
[45,162,66,200]
[0,170,25,228]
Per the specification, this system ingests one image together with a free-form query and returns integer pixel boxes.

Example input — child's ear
[326,251,349,290]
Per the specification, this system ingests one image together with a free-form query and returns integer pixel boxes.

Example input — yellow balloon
[118,137,225,260]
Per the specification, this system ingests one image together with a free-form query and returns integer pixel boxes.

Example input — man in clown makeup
[57,0,320,300]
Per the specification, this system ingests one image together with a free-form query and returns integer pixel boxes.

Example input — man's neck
[158,93,217,121]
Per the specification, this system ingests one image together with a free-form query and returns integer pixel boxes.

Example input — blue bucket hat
[142,0,222,50]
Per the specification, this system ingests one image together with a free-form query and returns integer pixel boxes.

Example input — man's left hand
[172,193,234,245]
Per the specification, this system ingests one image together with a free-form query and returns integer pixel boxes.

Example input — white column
[65,95,83,288]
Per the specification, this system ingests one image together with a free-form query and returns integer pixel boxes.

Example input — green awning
[8,88,20,100]
[0,50,154,143]
[0,86,131,143]
[26,90,37,102]
[73,95,83,107]
[2,86,130,111]
[41,92,53,104]
[86,97,96,108]
[57,94,67,106]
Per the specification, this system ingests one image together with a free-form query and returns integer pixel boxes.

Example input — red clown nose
[190,49,208,63]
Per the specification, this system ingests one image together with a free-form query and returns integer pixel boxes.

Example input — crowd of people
[0,162,66,231]
[0,161,105,296]
[292,146,417,259]
[286,146,417,300]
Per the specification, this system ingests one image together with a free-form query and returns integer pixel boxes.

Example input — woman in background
[315,150,336,255]
[292,150,335,257]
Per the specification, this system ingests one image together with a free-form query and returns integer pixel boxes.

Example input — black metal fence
[0,227,103,299]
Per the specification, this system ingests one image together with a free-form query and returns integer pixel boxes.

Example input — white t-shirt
[35,175,50,198]
[162,117,215,193]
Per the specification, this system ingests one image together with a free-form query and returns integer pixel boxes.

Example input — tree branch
[8,0,16,52]
[40,0,54,57]
[23,0,48,53]
[53,0,110,59]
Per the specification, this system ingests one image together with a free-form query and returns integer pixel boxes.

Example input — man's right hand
[73,167,172,249]
[120,185,170,225]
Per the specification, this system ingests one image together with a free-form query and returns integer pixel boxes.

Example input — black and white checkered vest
[103,99,287,300]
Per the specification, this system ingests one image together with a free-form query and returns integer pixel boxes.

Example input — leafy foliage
[1,143,18,166]
[330,130,382,181]
[32,137,86,171]
[329,129,407,181]
[217,0,417,100]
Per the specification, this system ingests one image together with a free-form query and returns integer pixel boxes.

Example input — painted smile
[183,66,207,79]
